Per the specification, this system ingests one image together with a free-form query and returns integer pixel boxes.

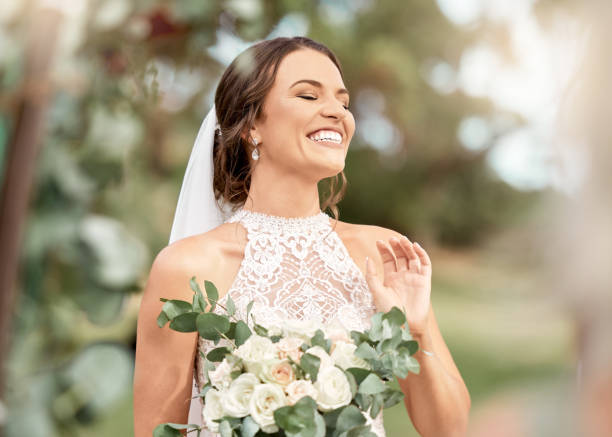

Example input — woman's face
[249,48,355,180]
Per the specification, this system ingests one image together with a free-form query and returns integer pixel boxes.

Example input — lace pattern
[194,207,385,436]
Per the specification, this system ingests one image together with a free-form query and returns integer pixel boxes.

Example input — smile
[306,136,344,148]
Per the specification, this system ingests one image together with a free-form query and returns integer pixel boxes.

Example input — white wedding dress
[193,206,386,436]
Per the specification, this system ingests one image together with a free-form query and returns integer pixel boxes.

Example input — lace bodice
[194,207,385,436]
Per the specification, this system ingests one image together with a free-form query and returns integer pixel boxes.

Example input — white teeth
[307,130,342,144]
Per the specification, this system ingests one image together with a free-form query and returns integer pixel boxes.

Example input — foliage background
[0,0,587,436]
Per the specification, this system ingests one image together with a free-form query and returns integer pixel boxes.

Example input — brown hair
[212,36,347,223]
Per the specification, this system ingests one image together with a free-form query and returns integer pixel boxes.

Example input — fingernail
[414,242,421,247]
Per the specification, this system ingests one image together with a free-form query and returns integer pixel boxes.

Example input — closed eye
[298,95,350,110]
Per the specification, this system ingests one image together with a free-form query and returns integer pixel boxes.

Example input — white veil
[168,103,234,428]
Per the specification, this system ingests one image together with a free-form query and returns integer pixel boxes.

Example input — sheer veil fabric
[167,104,233,428]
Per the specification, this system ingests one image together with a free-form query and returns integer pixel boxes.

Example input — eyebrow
[289,79,350,98]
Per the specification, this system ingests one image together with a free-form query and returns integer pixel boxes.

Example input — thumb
[364,256,383,293]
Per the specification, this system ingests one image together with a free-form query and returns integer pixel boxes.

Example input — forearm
[397,330,470,436]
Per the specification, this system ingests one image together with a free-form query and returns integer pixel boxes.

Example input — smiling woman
[134,36,469,437]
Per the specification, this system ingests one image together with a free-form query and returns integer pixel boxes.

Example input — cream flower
[330,341,371,370]
[276,336,304,362]
[221,373,259,418]
[208,358,234,390]
[259,359,296,387]
[323,318,351,348]
[313,365,352,411]
[249,383,287,433]
[304,345,334,369]
[202,388,225,432]
[281,318,321,341]
[285,379,319,406]
[234,334,278,375]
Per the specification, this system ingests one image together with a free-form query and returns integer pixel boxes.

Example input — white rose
[282,318,321,341]
[249,383,287,433]
[221,372,259,417]
[234,335,278,375]
[259,359,296,387]
[276,336,304,362]
[208,358,234,390]
[323,318,351,347]
[202,388,225,432]
[285,379,319,406]
[313,365,352,411]
[304,345,334,369]
[330,341,371,370]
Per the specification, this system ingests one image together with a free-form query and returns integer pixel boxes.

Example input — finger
[399,236,420,272]
[376,239,398,275]
[413,242,431,269]
[389,237,409,270]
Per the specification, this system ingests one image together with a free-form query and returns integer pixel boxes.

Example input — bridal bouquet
[153,277,421,437]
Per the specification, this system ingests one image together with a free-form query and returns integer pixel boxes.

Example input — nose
[321,98,347,120]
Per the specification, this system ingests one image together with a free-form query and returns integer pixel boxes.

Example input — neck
[244,166,322,218]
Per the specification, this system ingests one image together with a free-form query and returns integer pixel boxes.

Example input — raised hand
[364,235,432,336]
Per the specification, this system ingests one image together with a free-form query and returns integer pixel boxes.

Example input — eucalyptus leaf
[368,313,383,342]
[219,419,232,437]
[241,415,260,437]
[300,353,321,383]
[204,280,218,311]
[206,346,231,362]
[160,299,192,321]
[354,342,378,361]
[196,312,230,341]
[234,320,251,346]
[190,276,207,312]
[336,405,366,433]
[382,388,404,408]
[226,294,236,317]
[345,367,371,385]
[156,311,169,328]
[357,373,386,395]
[310,329,331,354]
[169,312,198,332]
[382,306,406,327]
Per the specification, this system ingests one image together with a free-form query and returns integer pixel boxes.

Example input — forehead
[273,48,344,89]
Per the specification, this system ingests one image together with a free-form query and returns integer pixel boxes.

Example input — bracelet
[422,349,434,357]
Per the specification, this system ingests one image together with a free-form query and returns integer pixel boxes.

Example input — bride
[133,36,470,437]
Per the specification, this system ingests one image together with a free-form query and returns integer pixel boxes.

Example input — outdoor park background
[1,1,610,436]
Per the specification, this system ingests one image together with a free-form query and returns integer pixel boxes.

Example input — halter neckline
[228,206,329,226]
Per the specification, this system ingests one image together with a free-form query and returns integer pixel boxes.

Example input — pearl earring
[251,138,260,161]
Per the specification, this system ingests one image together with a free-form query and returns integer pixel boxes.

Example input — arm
[397,303,471,437]
[366,227,471,436]
[133,243,215,437]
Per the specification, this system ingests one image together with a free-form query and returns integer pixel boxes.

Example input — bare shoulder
[144,222,247,302]
[333,217,404,252]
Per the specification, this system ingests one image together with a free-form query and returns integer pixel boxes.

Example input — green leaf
[234,320,251,346]
[382,306,406,328]
[206,346,231,362]
[219,420,232,437]
[368,312,384,342]
[382,388,404,408]
[204,280,219,311]
[156,311,170,328]
[196,312,230,341]
[300,353,321,383]
[354,342,378,361]
[346,424,378,437]
[342,367,358,398]
[253,323,269,337]
[226,294,236,317]
[169,312,198,332]
[246,300,254,322]
[190,277,207,312]
[241,415,260,437]
[153,423,200,437]
[336,405,366,433]
[370,393,383,418]
[345,367,371,385]
[160,299,192,321]
[353,393,372,412]
[357,373,387,395]
[310,329,331,354]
